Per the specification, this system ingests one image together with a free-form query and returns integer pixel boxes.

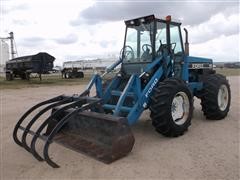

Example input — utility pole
[9,32,16,59]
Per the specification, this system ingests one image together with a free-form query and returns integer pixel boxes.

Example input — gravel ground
[1,76,239,180]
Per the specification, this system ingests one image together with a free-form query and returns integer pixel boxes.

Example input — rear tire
[149,78,193,137]
[200,74,231,120]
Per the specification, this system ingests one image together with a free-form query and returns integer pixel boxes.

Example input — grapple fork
[13,95,134,168]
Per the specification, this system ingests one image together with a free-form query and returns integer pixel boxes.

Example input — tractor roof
[124,14,181,26]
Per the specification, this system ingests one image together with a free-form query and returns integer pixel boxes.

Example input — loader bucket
[13,95,135,168]
[46,111,135,167]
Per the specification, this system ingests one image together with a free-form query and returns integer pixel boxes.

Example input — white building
[0,40,9,72]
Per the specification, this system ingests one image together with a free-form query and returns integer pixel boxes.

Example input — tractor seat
[141,48,152,62]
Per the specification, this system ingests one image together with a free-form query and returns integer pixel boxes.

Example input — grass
[0,73,92,90]
[215,68,240,76]
[0,68,239,90]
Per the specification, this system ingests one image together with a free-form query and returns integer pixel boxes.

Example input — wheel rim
[66,73,69,78]
[218,84,229,111]
[171,92,190,125]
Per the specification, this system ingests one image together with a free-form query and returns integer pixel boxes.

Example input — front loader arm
[127,55,172,124]
[81,58,123,98]
[101,58,123,77]
[80,74,103,98]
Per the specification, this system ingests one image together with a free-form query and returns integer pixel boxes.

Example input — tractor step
[13,95,134,168]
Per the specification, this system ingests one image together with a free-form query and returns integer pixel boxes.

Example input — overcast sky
[1,0,239,65]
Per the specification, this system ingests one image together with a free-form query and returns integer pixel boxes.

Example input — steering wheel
[157,40,177,54]
[142,44,152,53]
[120,45,135,60]
[171,43,177,53]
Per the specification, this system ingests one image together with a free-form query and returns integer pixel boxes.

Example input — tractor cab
[121,15,185,77]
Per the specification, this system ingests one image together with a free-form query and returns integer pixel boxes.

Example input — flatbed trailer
[61,61,84,79]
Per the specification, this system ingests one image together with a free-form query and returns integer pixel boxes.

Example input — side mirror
[183,28,189,56]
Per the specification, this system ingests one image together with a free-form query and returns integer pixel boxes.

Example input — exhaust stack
[183,28,189,56]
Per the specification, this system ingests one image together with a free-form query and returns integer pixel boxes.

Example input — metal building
[0,40,10,72]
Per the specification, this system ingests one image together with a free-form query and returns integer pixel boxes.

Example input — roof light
[140,18,145,23]
[130,20,134,25]
[166,15,171,22]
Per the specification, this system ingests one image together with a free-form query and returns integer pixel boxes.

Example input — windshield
[123,22,154,63]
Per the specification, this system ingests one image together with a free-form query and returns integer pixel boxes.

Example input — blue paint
[186,56,213,63]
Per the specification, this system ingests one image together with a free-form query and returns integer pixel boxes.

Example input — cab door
[169,24,185,78]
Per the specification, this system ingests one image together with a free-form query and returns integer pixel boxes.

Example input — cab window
[170,25,183,54]
[155,22,167,51]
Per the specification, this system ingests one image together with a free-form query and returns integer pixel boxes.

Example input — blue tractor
[13,15,231,168]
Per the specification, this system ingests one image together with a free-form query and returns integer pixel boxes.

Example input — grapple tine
[43,99,101,168]
[30,99,86,161]
[13,95,64,146]
[21,97,73,152]
[43,142,60,168]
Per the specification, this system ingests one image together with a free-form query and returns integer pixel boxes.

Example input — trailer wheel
[25,73,30,80]
[20,74,25,80]
[65,72,71,79]
[63,72,67,79]
[78,72,84,78]
[200,74,231,120]
[6,72,13,81]
[149,78,193,137]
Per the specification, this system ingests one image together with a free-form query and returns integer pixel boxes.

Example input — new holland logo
[145,78,158,98]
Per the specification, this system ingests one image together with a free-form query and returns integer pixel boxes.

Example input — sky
[0,0,239,66]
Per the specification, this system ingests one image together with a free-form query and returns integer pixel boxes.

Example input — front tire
[149,78,193,137]
[200,74,231,120]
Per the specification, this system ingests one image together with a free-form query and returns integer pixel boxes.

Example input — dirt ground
[1,76,239,180]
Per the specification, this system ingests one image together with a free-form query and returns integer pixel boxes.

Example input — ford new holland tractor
[13,15,231,168]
